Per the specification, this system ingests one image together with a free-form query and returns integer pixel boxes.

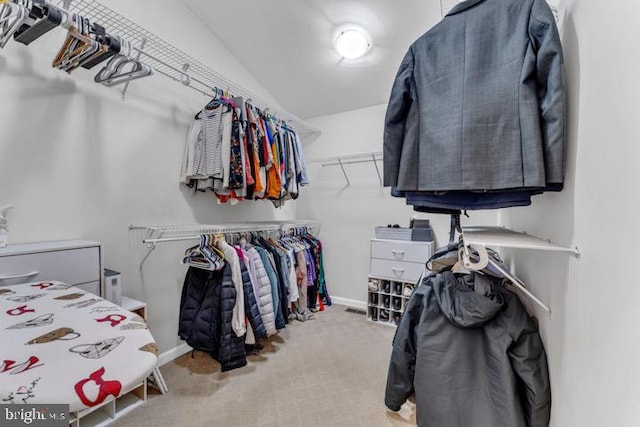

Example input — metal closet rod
[129,221,320,270]
[129,222,321,244]
[308,152,383,186]
[141,228,316,245]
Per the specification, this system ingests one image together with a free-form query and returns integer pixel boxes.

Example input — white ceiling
[181,0,445,119]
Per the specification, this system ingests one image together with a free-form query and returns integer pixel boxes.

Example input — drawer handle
[391,268,405,276]
[0,271,40,281]
[391,250,405,257]
[0,271,41,286]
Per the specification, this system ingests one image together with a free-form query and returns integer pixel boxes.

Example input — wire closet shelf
[55,0,320,138]
[129,221,321,270]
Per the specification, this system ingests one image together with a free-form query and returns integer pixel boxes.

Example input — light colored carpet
[110,306,417,427]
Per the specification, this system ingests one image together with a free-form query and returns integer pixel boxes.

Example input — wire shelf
[56,0,320,138]
[129,220,321,270]
[307,152,383,186]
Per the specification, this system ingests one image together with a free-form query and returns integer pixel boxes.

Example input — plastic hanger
[94,56,141,82]
[195,88,223,120]
[81,34,120,69]
[459,237,551,314]
[51,15,95,70]
[99,61,152,86]
[182,234,224,271]
[93,38,153,87]
[13,2,66,46]
[61,34,102,73]
[63,21,109,71]
[0,2,27,48]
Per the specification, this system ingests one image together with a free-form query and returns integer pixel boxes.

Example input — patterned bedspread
[0,281,158,412]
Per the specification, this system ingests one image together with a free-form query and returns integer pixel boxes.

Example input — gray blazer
[383,0,566,192]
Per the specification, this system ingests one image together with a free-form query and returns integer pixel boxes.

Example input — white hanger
[0,2,28,48]
[0,205,13,223]
[460,238,551,314]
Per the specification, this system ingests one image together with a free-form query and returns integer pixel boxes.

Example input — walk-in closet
[0,0,637,426]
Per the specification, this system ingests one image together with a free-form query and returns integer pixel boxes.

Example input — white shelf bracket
[138,227,162,271]
[337,158,350,186]
[122,37,147,101]
[310,151,383,186]
[372,153,382,186]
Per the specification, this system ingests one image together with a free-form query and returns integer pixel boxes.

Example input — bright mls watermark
[1,405,68,427]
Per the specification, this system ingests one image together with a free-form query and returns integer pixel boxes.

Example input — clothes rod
[142,233,289,245]
[321,158,381,167]
[308,152,383,186]
[308,151,383,164]
[132,222,319,270]
[142,235,228,244]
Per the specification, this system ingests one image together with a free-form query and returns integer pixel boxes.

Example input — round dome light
[335,29,370,59]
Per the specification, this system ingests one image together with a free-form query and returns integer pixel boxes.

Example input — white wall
[498,1,640,425]
[298,104,497,305]
[0,0,296,355]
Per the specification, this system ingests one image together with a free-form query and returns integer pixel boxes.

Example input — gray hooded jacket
[385,271,551,427]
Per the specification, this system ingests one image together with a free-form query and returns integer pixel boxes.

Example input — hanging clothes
[178,264,247,372]
[198,105,224,179]
[255,245,285,329]
[229,109,245,190]
[385,269,551,427]
[246,246,277,336]
[217,237,246,337]
[181,97,310,206]
[180,119,202,184]
[258,236,290,326]
[383,0,565,209]
[177,228,329,368]
[235,248,267,341]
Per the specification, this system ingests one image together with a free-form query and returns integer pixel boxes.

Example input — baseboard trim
[331,296,367,311]
[158,343,191,366]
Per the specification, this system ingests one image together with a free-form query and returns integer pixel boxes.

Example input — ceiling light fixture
[335,29,370,60]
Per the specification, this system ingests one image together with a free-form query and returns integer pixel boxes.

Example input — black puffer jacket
[239,258,267,340]
[178,264,247,372]
[386,271,551,427]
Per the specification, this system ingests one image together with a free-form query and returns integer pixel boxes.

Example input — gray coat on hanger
[383,0,566,193]
[385,271,551,427]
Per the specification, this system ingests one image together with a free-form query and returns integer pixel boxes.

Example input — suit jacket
[383,0,566,192]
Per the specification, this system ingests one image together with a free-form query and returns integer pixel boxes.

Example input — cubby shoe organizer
[367,277,415,326]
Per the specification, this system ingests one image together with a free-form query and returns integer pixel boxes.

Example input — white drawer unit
[368,237,434,326]
[370,258,426,283]
[0,240,102,296]
[370,238,434,283]
[370,238,432,264]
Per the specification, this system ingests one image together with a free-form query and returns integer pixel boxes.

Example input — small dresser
[0,240,102,296]
[368,238,434,326]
